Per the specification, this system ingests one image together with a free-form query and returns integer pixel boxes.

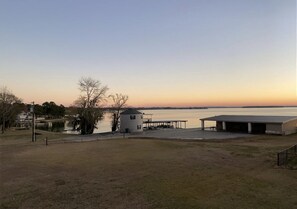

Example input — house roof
[200,115,297,124]
[120,108,142,115]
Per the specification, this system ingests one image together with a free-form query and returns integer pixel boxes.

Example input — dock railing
[277,144,297,166]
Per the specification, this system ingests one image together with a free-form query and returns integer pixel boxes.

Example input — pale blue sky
[0,0,296,106]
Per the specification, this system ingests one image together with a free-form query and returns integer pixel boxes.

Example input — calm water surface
[88,107,297,134]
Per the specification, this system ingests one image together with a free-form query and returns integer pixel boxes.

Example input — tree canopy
[74,77,108,135]
[109,93,129,132]
[0,87,22,133]
[42,101,65,118]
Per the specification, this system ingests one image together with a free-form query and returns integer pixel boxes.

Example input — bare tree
[0,87,22,133]
[109,93,129,132]
[74,77,108,135]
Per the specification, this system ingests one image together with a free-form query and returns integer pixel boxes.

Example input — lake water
[82,107,297,134]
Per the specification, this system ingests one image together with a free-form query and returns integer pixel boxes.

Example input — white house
[17,111,32,122]
[120,109,143,133]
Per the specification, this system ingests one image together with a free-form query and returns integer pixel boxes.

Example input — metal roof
[200,115,297,124]
[120,108,142,115]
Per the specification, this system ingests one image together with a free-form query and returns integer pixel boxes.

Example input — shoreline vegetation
[1,130,296,209]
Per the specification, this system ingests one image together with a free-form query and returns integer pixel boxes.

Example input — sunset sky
[1,0,296,107]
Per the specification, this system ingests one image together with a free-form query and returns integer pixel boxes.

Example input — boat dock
[143,120,187,129]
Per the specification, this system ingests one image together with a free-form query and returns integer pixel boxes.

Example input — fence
[277,144,297,166]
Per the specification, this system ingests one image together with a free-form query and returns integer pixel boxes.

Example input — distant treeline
[103,106,297,110]
[39,105,297,117]
[135,106,296,110]
[19,102,66,118]
[101,107,208,111]
[137,107,208,110]
[66,105,297,113]
[242,106,297,108]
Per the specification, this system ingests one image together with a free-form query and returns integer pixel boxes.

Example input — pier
[143,120,187,129]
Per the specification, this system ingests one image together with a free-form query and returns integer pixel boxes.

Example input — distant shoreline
[100,106,297,112]
[127,106,297,110]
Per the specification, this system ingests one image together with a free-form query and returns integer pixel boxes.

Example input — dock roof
[200,115,297,124]
[120,108,142,115]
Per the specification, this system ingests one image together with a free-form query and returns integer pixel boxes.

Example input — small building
[17,111,32,122]
[120,108,143,133]
[200,115,297,135]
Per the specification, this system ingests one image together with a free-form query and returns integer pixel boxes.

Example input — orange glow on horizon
[22,97,297,108]
[19,88,297,108]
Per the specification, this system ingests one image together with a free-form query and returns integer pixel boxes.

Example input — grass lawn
[1,130,297,209]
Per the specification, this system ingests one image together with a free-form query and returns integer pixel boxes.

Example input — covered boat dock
[143,120,187,130]
[200,115,297,135]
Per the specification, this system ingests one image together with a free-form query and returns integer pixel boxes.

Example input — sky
[0,0,296,107]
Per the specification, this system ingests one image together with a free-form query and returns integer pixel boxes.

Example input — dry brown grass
[1,130,297,209]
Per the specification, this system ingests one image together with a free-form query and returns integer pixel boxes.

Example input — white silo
[120,109,143,133]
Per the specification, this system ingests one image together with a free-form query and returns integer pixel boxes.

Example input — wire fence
[277,144,297,166]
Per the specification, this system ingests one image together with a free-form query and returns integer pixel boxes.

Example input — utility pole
[31,102,35,142]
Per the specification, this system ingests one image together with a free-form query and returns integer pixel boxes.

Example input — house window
[137,125,142,130]
[130,115,136,120]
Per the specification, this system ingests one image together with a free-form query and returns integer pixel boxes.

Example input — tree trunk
[80,117,94,135]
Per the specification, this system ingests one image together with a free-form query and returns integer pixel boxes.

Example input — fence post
[277,153,280,166]
[45,137,48,146]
